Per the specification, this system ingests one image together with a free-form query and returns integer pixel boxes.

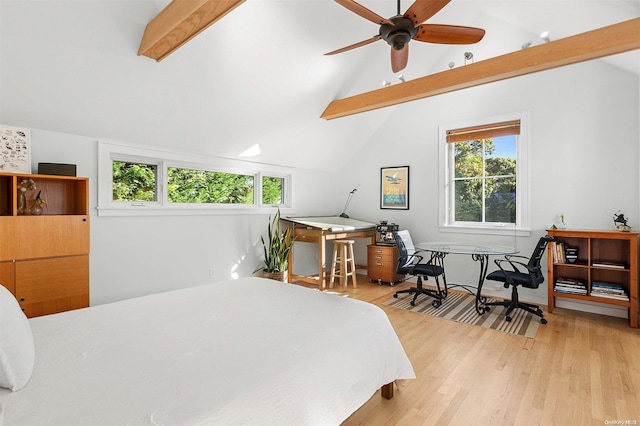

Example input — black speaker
[38,163,77,176]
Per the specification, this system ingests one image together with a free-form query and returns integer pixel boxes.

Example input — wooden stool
[330,239,357,289]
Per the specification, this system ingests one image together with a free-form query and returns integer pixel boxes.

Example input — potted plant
[261,209,294,282]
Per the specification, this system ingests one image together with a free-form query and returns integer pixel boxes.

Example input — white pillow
[0,285,35,391]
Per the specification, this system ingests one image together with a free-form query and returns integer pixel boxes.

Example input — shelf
[547,229,638,328]
[0,172,88,216]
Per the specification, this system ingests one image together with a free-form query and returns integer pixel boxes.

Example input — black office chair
[392,230,446,308]
[484,235,554,324]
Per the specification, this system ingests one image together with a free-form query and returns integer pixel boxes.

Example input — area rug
[383,290,540,338]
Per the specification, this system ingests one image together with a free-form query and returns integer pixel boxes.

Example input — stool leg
[340,244,347,288]
[329,244,339,289]
[348,244,357,288]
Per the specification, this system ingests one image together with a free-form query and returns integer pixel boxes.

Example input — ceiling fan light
[388,31,412,50]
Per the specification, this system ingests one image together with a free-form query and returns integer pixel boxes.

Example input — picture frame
[380,166,409,210]
[0,125,31,174]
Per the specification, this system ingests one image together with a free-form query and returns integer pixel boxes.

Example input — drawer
[368,252,395,262]
[367,259,396,271]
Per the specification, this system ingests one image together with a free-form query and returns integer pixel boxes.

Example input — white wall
[341,59,640,318]
[26,129,345,305]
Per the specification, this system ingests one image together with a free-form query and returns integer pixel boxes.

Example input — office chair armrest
[495,257,529,274]
[396,253,424,268]
[495,257,539,287]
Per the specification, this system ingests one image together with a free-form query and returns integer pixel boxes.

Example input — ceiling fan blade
[334,0,395,26]
[404,0,451,26]
[391,45,409,73]
[413,24,486,44]
[325,35,382,55]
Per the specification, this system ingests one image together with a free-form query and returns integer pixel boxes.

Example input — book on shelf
[554,277,587,295]
[591,281,628,301]
[552,242,566,263]
[592,281,625,291]
[590,292,629,301]
[555,277,585,287]
[554,286,587,295]
[592,261,626,269]
[552,242,579,264]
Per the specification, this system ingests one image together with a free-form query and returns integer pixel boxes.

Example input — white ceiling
[1,0,638,171]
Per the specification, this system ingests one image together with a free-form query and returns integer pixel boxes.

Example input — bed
[0,277,414,425]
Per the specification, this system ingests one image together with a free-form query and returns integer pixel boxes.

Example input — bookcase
[546,229,638,327]
[0,172,89,317]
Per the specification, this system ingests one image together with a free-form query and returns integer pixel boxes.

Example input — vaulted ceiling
[1,0,638,171]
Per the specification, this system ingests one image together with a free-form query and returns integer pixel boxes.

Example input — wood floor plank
[293,276,640,424]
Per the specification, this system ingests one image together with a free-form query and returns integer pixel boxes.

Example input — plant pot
[262,270,288,282]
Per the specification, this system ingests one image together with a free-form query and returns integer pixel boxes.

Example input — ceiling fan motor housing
[380,16,418,50]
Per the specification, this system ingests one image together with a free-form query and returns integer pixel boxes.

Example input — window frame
[438,112,531,237]
[97,141,295,216]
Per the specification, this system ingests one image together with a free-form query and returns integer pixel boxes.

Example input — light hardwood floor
[295,275,640,425]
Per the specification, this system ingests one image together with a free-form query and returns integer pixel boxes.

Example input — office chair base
[393,277,444,308]
[484,297,547,324]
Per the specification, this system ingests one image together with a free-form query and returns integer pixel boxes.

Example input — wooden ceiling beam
[138,0,245,62]
[321,17,640,120]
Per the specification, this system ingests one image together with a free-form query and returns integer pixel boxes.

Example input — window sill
[439,224,531,237]
[96,205,297,217]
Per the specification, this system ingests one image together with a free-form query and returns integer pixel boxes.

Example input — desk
[415,242,518,314]
[282,217,376,288]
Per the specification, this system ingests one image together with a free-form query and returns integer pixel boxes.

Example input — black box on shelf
[564,247,578,263]
[38,163,77,176]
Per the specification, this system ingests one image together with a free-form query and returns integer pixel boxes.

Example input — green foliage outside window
[112,161,157,201]
[167,167,254,204]
[112,161,286,206]
[262,176,284,205]
[453,138,516,223]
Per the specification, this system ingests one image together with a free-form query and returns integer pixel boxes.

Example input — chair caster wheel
[506,316,512,322]
[393,294,398,299]
[390,283,395,287]
[485,307,491,312]
[541,318,547,324]
[432,300,441,308]
[537,309,543,315]
[410,301,416,306]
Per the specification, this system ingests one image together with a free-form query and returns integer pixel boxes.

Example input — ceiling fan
[325,0,486,73]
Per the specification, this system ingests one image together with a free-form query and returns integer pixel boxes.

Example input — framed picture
[380,166,409,210]
[0,125,31,173]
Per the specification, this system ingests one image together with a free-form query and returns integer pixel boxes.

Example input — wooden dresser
[367,245,405,285]
[0,172,90,317]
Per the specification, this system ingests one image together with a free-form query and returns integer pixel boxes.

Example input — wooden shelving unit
[547,229,638,328]
[0,172,89,317]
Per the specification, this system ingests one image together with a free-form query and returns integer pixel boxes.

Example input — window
[439,113,530,236]
[262,176,284,205]
[98,141,294,216]
[167,167,254,204]
[112,161,158,202]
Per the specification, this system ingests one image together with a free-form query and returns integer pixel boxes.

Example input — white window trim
[438,111,531,237]
[97,141,296,217]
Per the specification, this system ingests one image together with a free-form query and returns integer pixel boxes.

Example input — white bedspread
[0,277,414,425]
